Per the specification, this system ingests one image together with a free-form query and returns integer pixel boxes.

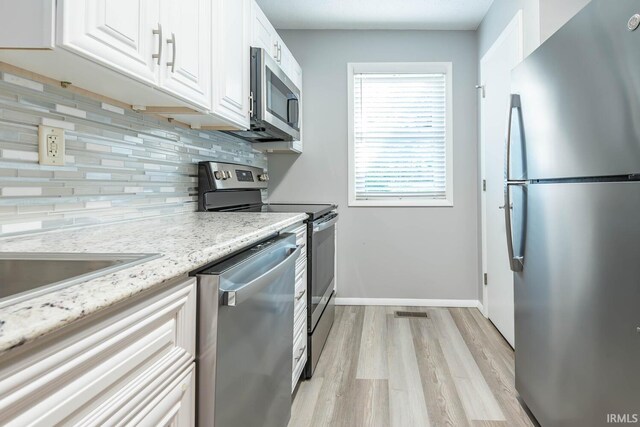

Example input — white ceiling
[255,0,495,31]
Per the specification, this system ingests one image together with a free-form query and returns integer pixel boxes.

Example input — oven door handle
[313,215,338,234]
[222,245,301,307]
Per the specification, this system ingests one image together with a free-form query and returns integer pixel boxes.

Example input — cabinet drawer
[292,224,307,245]
[294,305,306,340]
[294,288,306,328]
[295,261,306,291]
[291,332,307,392]
[125,363,195,427]
[0,278,196,426]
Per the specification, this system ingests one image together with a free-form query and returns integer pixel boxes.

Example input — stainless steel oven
[227,47,300,143]
[306,211,338,377]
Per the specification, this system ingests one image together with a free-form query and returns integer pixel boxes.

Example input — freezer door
[515,182,640,427]
[510,0,640,180]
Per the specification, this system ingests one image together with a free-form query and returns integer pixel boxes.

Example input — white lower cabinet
[289,223,308,391]
[0,277,197,427]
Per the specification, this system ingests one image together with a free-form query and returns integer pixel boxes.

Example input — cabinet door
[59,0,159,85]
[212,0,250,128]
[0,278,196,426]
[251,0,278,60]
[160,0,211,110]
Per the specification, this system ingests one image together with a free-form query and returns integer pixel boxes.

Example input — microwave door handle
[287,98,299,126]
[222,245,301,307]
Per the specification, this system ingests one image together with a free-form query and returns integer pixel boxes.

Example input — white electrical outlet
[38,125,65,166]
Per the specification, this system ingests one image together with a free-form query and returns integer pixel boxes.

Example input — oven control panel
[200,161,268,191]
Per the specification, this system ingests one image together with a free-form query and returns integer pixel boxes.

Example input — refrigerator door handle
[505,181,525,272]
[505,93,525,272]
[505,94,522,182]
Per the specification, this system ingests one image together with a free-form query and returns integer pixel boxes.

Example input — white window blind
[349,64,452,206]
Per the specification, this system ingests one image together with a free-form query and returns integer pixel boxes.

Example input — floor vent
[394,311,429,319]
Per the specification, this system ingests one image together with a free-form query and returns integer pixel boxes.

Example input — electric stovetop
[227,203,336,221]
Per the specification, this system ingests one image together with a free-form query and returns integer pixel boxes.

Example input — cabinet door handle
[294,347,306,362]
[295,289,306,301]
[278,44,282,63]
[152,23,163,65]
[273,41,279,60]
[249,91,254,117]
[166,33,176,73]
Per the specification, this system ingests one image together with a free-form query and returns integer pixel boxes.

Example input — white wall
[268,30,480,302]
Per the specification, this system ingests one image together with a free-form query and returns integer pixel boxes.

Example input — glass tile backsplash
[0,70,266,236]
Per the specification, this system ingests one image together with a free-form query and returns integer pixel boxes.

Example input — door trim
[479,10,524,318]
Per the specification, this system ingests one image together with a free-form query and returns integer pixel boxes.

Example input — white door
[212,0,250,128]
[480,12,523,348]
[59,0,159,85]
[160,0,211,110]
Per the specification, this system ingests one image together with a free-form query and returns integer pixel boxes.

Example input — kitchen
[0,0,638,426]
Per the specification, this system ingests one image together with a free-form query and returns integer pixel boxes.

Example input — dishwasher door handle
[223,245,301,307]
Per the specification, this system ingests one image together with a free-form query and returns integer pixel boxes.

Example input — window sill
[348,199,454,208]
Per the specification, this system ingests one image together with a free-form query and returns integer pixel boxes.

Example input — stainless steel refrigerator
[505,1,640,426]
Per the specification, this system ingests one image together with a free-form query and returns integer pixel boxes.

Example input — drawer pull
[294,347,306,362]
[295,289,306,300]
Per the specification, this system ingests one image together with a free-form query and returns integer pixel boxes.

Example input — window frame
[347,62,454,207]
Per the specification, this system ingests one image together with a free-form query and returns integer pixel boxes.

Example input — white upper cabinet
[159,0,211,110]
[0,0,212,112]
[0,0,299,134]
[250,0,301,89]
[62,0,211,110]
[251,1,279,60]
[60,0,160,86]
[211,0,250,129]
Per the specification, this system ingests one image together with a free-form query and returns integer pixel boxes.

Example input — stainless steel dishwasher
[194,233,300,427]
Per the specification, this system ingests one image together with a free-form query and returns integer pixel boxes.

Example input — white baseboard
[477,301,485,315]
[334,297,482,309]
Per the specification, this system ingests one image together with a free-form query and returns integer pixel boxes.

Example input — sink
[0,253,161,309]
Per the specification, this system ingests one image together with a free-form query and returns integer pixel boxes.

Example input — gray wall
[478,0,540,59]
[269,30,480,302]
[478,0,591,59]
[0,70,265,236]
[539,0,591,42]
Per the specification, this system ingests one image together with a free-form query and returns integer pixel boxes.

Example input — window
[348,62,453,207]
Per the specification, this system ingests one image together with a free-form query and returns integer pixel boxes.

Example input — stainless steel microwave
[227,47,301,143]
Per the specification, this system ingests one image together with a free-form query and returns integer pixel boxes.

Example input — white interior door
[480,12,523,348]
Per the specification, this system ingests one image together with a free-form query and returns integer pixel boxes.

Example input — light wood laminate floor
[289,306,535,427]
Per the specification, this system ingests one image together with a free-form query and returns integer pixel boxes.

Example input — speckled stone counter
[0,212,307,355]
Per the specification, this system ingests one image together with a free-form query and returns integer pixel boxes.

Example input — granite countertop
[0,212,308,355]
